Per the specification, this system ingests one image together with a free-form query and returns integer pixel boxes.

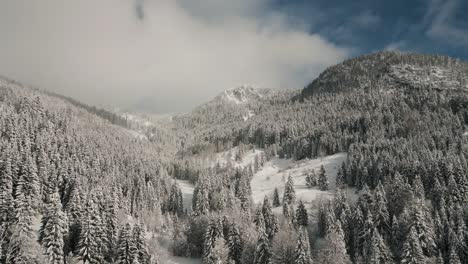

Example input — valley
[1,51,468,264]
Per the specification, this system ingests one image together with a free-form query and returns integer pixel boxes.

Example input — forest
[0,51,467,264]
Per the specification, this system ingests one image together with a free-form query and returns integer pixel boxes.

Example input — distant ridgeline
[42,90,130,128]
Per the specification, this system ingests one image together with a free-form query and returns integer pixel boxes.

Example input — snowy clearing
[250,153,355,204]
[214,146,264,168]
[175,179,195,212]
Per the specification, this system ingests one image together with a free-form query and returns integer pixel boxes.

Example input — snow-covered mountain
[214,85,270,104]
[301,51,468,96]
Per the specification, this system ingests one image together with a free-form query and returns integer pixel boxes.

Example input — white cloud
[425,0,468,47]
[0,0,348,112]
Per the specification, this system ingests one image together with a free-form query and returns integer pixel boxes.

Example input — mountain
[301,51,468,97]
[214,85,270,105]
[2,51,468,264]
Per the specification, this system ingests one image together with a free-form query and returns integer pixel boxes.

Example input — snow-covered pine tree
[227,223,243,264]
[283,176,296,205]
[366,228,393,264]
[400,226,426,264]
[294,228,312,264]
[253,229,271,264]
[296,200,308,227]
[40,190,67,264]
[318,165,329,191]
[132,223,151,264]
[262,196,279,239]
[305,170,317,188]
[336,167,345,189]
[116,223,134,264]
[372,182,390,235]
[78,198,104,264]
[203,217,223,262]
[273,188,281,207]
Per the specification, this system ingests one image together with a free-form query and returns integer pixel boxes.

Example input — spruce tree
[283,176,296,205]
[262,196,279,239]
[400,226,425,264]
[132,223,151,264]
[40,190,66,264]
[294,228,312,264]
[367,228,393,264]
[318,165,329,191]
[296,200,308,227]
[253,229,271,264]
[78,199,104,264]
[116,223,134,264]
[273,188,281,207]
[373,183,389,235]
[227,223,243,264]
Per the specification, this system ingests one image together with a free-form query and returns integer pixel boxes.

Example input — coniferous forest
[1,51,468,264]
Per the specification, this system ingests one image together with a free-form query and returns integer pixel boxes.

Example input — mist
[0,0,348,113]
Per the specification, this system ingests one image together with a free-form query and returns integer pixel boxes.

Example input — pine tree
[283,176,296,205]
[132,223,151,264]
[367,228,393,264]
[227,223,243,264]
[253,229,271,264]
[305,170,317,188]
[78,199,104,264]
[373,183,389,235]
[204,237,229,264]
[294,228,312,264]
[411,200,436,257]
[336,167,345,189]
[283,202,291,219]
[296,200,308,227]
[262,196,279,239]
[401,226,425,264]
[273,188,281,207]
[40,190,66,264]
[116,223,134,264]
[204,217,223,262]
[318,165,329,191]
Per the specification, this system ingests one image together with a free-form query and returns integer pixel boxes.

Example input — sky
[0,0,467,113]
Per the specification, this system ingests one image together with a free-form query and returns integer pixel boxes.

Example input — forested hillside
[1,51,468,264]
[0,78,180,263]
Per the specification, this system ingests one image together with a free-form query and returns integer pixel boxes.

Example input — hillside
[301,51,468,96]
[0,77,179,263]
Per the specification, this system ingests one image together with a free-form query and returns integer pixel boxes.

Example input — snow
[464,131,468,137]
[250,153,356,204]
[242,109,255,121]
[214,146,264,168]
[125,129,148,140]
[175,179,195,212]
[159,252,201,264]
[217,85,262,105]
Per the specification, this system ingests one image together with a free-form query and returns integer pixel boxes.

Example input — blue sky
[273,0,468,59]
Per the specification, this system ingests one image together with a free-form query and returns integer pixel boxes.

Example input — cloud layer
[0,0,348,112]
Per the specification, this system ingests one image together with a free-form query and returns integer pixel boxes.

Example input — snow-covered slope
[214,146,264,168]
[250,153,357,204]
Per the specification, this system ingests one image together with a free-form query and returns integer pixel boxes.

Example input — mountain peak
[217,85,263,104]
